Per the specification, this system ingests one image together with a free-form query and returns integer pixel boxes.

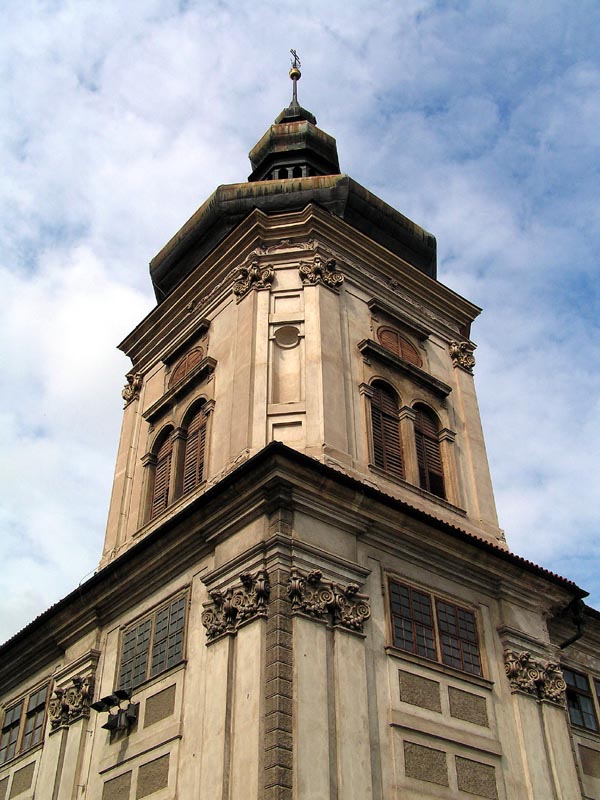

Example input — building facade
[1,74,600,800]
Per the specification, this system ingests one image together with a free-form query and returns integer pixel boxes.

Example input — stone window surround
[359,381,462,509]
[563,664,600,735]
[115,590,190,695]
[385,575,486,681]
[140,399,216,527]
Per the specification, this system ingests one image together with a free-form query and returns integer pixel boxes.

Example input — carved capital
[49,674,95,729]
[201,569,271,643]
[503,649,566,705]
[122,372,142,406]
[449,340,476,373]
[299,256,344,290]
[233,255,275,301]
[287,568,371,633]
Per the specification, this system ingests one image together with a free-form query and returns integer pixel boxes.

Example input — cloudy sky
[1,0,599,643]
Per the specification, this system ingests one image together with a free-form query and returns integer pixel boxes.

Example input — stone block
[579,744,600,778]
[404,741,448,786]
[264,785,292,800]
[449,686,489,727]
[266,677,293,699]
[264,765,293,790]
[144,685,176,728]
[136,754,170,799]
[266,694,293,716]
[265,710,293,733]
[265,729,293,751]
[102,771,131,800]
[456,756,498,799]
[265,746,293,770]
[9,764,35,798]
[265,661,293,683]
[398,670,441,713]
[266,628,293,651]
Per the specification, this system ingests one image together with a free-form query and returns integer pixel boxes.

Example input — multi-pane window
[182,406,208,495]
[414,404,445,499]
[371,382,404,480]
[0,685,49,765]
[564,668,598,732]
[118,594,188,693]
[389,579,482,676]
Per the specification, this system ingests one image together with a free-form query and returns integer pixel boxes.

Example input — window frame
[0,684,49,766]
[369,381,405,481]
[387,577,483,678]
[563,667,599,733]
[413,404,446,499]
[117,591,190,694]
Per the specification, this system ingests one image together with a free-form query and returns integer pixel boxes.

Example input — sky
[1,0,599,643]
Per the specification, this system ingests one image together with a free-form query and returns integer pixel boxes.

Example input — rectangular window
[0,685,49,766]
[563,668,598,732]
[118,593,188,693]
[388,579,482,676]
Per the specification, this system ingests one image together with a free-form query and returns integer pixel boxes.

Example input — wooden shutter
[414,406,445,498]
[169,347,204,388]
[378,328,422,367]
[371,384,404,480]
[182,408,207,494]
[150,436,173,519]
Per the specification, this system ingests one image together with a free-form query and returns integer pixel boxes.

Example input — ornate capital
[299,256,344,290]
[201,569,271,642]
[504,649,566,705]
[122,372,142,406]
[233,256,274,301]
[449,340,476,373]
[49,674,95,730]
[287,568,371,633]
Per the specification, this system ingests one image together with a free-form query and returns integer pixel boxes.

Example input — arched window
[169,347,204,389]
[377,327,422,367]
[182,405,208,495]
[413,404,445,498]
[150,432,173,520]
[371,382,404,480]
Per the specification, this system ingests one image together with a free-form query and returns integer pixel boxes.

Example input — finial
[289,49,301,105]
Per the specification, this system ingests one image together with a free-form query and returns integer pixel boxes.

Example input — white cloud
[1,0,599,641]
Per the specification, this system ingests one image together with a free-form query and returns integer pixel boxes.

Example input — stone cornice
[142,357,217,423]
[357,338,452,398]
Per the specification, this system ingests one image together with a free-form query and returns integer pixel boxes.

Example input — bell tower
[101,56,503,568]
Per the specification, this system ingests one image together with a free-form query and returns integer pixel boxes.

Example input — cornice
[357,338,452,397]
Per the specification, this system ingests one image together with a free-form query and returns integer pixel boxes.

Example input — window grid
[564,668,598,732]
[0,684,50,767]
[118,594,188,693]
[389,579,482,677]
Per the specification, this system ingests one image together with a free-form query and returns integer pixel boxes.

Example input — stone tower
[1,66,599,800]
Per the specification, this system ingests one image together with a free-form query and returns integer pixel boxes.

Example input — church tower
[1,60,599,800]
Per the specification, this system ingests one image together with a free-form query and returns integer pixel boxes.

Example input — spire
[247,50,339,181]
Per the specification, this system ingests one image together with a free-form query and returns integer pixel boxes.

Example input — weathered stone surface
[101,771,131,800]
[136,754,170,799]
[144,685,176,728]
[0,776,8,800]
[456,756,498,800]
[9,764,34,799]
[449,686,489,727]
[399,670,441,713]
[579,745,600,778]
[404,741,448,786]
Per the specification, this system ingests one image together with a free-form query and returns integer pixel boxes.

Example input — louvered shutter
[371,384,404,480]
[150,437,173,519]
[169,347,204,388]
[414,406,445,498]
[182,408,207,494]
[378,328,422,367]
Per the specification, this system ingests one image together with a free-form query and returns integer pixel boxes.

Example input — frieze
[49,674,95,730]
[450,340,477,373]
[202,569,270,642]
[504,649,566,704]
[287,568,371,633]
[233,256,275,301]
[121,373,142,406]
[299,256,344,290]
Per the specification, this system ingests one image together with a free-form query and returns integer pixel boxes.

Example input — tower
[1,62,599,800]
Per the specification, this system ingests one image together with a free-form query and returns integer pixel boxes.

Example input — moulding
[143,356,217,423]
[162,318,210,365]
[368,298,431,340]
[357,339,452,398]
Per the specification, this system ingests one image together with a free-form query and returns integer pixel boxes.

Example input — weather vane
[289,49,301,105]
